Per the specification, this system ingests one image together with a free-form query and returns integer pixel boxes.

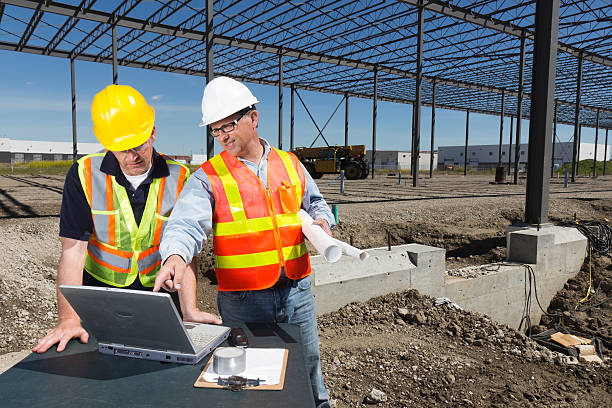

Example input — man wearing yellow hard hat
[33,84,221,354]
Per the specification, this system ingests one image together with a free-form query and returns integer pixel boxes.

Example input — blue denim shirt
[160,138,335,264]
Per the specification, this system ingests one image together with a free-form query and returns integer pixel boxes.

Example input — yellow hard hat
[91,84,155,151]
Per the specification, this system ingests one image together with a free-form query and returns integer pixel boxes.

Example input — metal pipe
[205,0,214,160]
[571,53,583,182]
[593,109,599,177]
[112,23,118,84]
[429,78,436,178]
[290,85,295,151]
[464,110,469,176]
[498,89,504,166]
[371,68,378,179]
[412,0,424,187]
[70,58,77,163]
[278,54,283,150]
[514,32,526,184]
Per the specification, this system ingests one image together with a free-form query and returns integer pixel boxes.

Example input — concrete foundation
[311,226,587,330]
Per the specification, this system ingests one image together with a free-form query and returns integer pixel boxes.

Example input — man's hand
[312,218,332,236]
[183,309,223,325]
[153,254,187,292]
[32,318,89,354]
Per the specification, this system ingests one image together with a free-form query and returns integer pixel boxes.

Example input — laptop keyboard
[186,327,217,347]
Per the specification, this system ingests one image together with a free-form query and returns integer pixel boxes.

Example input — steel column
[70,58,77,163]
[290,85,295,151]
[571,54,583,182]
[593,109,599,177]
[112,23,118,84]
[551,102,557,176]
[525,0,559,225]
[205,0,214,159]
[508,116,514,175]
[514,33,526,184]
[498,90,505,166]
[429,78,436,178]
[604,129,609,176]
[577,125,582,171]
[411,0,424,187]
[344,93,349,146]
[464,110,469,176]
[371,68,378,179]
[278,54,283,150]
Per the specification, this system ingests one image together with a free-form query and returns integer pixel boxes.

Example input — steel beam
[397,0,612,68]
[498,90,505,166]
[290,85,295,151]
[593,109,599,177]
[571,54,583,182]
[344,93,349,147]
[70,58,77,163]
[1,0,547,102]
[464,110,469,176]
[205,0,214,160]
[551,102,557,177]
[411,1,424,187]
[514,33,526,185]
[508,116,514,175]
[371,68,378,179]
[429,78,436,178]
[112,22,118,84]
[604,129,609,176]
[525,0,559,225]
[278,54,283,150]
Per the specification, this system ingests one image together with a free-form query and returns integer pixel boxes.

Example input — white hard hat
[200,76,259,126]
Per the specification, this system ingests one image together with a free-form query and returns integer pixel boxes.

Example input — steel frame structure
[0,1,610,177]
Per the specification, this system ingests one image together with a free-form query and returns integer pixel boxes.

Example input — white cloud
[151,94,163,100]
[25,81,34,86]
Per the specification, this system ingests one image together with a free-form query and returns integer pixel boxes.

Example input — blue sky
[0,50,592,156]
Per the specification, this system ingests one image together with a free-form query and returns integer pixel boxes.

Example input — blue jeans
[217,274,330,408]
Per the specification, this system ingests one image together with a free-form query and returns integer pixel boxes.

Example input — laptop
[59,285,230,364]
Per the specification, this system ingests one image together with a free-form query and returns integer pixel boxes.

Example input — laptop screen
[59,285,195,353]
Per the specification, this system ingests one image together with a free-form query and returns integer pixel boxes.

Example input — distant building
[437,142,610,171]
[0,138,103,164]
[364,150,437,171]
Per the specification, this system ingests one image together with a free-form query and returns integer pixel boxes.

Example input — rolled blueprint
[332,237,369,261]
[298,210,342,263]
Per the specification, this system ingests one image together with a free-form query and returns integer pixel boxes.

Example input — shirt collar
[100,149,169,181]
[236,138,271,165]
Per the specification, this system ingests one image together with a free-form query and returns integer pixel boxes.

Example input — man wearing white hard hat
[155,76,334,407]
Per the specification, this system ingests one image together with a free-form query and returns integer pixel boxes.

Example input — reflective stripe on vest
[202,147,310,291]
[77,153,189,287]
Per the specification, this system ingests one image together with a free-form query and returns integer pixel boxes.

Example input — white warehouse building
[365,150,438,171]
[0,138,103,164]
[437,142,610,171]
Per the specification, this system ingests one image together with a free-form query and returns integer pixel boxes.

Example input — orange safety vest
[202,148,310,291]
[77,153,189,287]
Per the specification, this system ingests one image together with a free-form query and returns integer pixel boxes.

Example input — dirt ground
[0,172,610,407]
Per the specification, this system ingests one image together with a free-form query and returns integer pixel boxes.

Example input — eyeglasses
[118,139,150,154]
[210,110,251,138]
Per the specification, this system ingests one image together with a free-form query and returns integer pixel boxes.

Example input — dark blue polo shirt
[59,150,181,311]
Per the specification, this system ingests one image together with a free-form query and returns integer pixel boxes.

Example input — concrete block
[311,244,445,315]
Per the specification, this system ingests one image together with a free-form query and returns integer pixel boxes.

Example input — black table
[0,323,315,408]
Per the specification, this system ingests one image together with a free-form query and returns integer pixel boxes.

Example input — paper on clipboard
[201,348,287,385]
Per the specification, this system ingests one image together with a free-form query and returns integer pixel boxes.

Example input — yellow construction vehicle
[291,145,369,180]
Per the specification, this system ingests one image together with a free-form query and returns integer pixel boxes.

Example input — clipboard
[194,348,289,390]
